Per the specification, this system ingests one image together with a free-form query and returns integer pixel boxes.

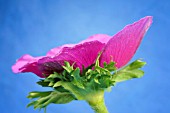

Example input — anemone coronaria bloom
[12,16,152,78]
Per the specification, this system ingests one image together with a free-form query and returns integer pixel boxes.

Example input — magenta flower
[12,16,152,78]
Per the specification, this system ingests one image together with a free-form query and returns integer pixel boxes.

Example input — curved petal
[80,34,112,44]
[12,54,44,78]
[46,34,111,57]
[37,57,64,77]
[54,41,105,70]
[100,16,153,68]
[46,44,75,56]
[12,41,105,77]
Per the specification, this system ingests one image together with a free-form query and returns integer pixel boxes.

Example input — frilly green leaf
[112,59,146,82]
[27,54,146,112]
[27,91,75,109]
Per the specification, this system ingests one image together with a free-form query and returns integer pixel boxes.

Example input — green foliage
[27,54,146,112]
[112,60,146,82]
[27,91,75,109]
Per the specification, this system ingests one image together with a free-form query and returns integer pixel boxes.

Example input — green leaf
[27,91,52,99]
[37,80,50,87]
[54,86,70,92]
[123,59,146,70]
[63,61,74,73]
[47,73,58,79]
[82,63,95,76]
[27,91,75,109]
[103,61,117,71]
[71,68,85,89]
[94,77,100,84]
[112,60,146,82]
[53,81,87,100]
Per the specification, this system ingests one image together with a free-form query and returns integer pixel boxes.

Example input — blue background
[0,0,170,113]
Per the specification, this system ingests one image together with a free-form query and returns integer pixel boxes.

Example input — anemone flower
[12,16,152,77]
[12,16,152,113]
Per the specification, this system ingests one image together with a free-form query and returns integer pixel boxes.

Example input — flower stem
[86,90,109,113]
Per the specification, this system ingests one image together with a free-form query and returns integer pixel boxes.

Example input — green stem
[86,90,109,113]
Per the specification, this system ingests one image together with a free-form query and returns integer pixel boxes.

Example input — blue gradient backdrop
[1,0,170,113]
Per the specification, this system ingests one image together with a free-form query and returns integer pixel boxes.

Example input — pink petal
[80,34,112,44]
[54,41,105,70]
[46,44,75,56]
[100,16,153,68]
[46,34,111,57]
[37,57,64,77]
[12,40,104,77]
[12,54,44,78]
